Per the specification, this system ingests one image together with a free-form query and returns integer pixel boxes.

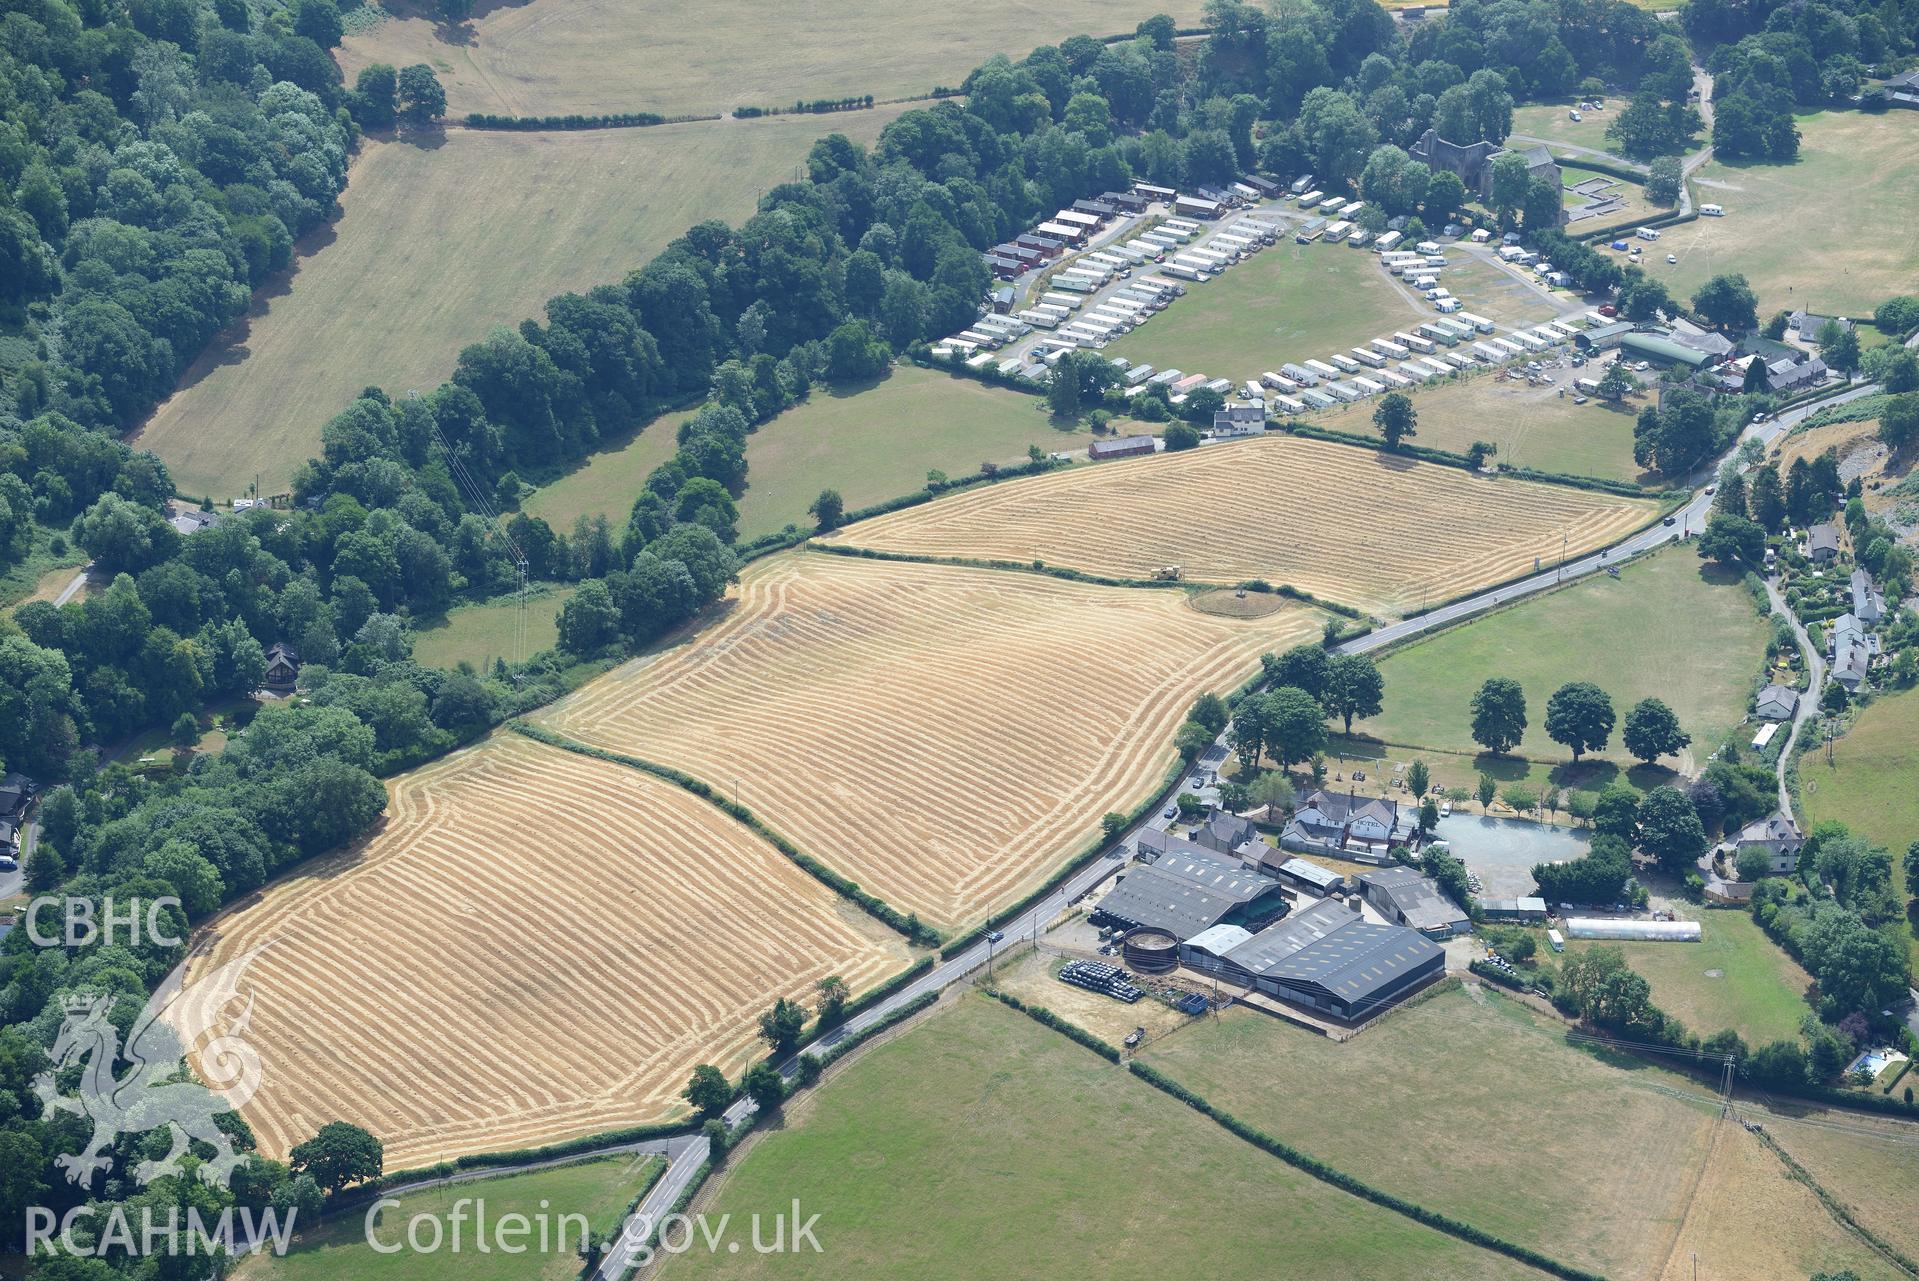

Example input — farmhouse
[1828,612,1880,690]
[1192,811,1265,861]
[1088,435,1157,462]
[1806,523,1842,563]
[1754,683,1799,720]
[1092,846,1290,940]
[1788,311,1854,343]
[1283,788,1408,855]
[1179,897,1445,1022]
[1851,568,1887,623]
[1212,404,1267,438]
[166,504,223,537]
[1733,811,1804,876]
[1356,866,1471,937]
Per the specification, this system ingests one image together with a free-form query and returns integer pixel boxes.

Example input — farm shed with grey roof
[1180,898,1444,1021]
[1357,865,1470,937]
[1093,847,1288,940]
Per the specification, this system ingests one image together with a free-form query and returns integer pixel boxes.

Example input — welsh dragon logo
[34,946,271,1190]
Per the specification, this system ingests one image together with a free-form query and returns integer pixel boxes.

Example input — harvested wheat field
[182,731,912,1169]
[824,436,1662,617]
[535,551,1321,929]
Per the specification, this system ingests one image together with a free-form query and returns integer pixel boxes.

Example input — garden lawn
[1142,984,1722,1280]
[663,992,1544,1281]
[1311,370,1653,484]
[1106,243,1424,385]
[1563,911,1813,1044]
[1357,544,1769,786]
[243,1155,660,1281]
[1802,685,1919,976]
[411,587,576,671]
[1659,112,1919,317]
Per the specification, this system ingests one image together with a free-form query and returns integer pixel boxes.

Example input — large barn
[1092,845,1289,940]
[1178,898,1444,1022]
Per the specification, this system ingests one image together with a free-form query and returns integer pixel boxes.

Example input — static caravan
[945,339,978,355]
[1374,230,1404,253]
[1139,232,1181,249]
[1434,318,1473,339]
[1372,338,1409,359]
[1700,203,1724,216]
[1323,220,1353,243]
[1472,341,1507,362]
[1416,322,1458,345]
[1376,369,1413,389]
[1299,389,1337,409]
[1041,292,1082,310]
[1396,360,1433,382]
[1394,331,1436,354]
[1498,245,1528,263]
[1231,182,1261,202]
[1124,239,1165,260]
[1050,275,1095,293]
[1296,190,1325,208]
[1320,198,1350,216]
[1163,217,1200,234]
[1351,347,1386,368]
[956,331,999,349]
[966,353,995,369]
[1281,362,1321,387]
[1148,368,1183,386]
[1204,377,1233,395]
[1017,310,1060,329]
[1321,381,1361,402]
[1456,311,1494,333]
[1163,262,1206,282]
[1417,357,1454,378]
[1303,358,1342,381]
[1348,230,1373,248]
[1547,321,1580,340]
[1288,174,1315,195]
[1489,337,1526,358]
[1030,304,1070,321]
[1271,394,1308,415]
[1173,373,1209,392]
[1415,240,1441,255]
[1261,371,1301,392]
[1124,364,1156,385]
[997,358,1023,375]
[1341,202,1366,221]
[1084,253,1127,271]
[1529,326,1564,346]
[1510,330,1546,351]
[1103,297,1147,315]
[1243,380,1264,401]
[1294,218,1327,243]
[1441,352,1475,370]
[1329,353,1362,373]
[1135,277,1182,296]
[1351,376,1384,396]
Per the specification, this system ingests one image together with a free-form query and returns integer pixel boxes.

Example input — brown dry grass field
[338,0,1209,119]
[183,731,912,1170]
[1758,1107,1919,1266]
[534,550,1321,929]
[1658,1121,1909,1281]
[134,111,906,502]
[823,435,1663,617]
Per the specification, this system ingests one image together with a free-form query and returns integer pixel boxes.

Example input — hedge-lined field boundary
[983,989,1123,1062]
[463,111,718,130]
[509,722,939,946]
[1283,421,1675,500]
[1123,1060,1609,1281]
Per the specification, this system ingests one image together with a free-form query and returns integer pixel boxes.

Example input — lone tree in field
[808,488,845,531]
[758,997,808,1056]
[396,64,446,126]
[1321,653,1383,735]
[1692,273,1759,332]
[1545,682,1616,762]
[1373,393,1418,450]
[1622,697,1691,765]
[289,1122,383,1193]
[682,1064,732,1118]
[1470,677,1528,755]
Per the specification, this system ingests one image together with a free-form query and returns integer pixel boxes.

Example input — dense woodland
[1,0,1916,1266]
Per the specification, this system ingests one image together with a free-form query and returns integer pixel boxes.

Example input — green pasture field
[1802,685,1919,975]
[664,993,1544,1281]
[244,1156,660,1281]
[1661,112,1919,317]
[1310,369,1653,484]
[1562,911,1813,1045]
[528,366,1097,542]
[1352,544,1770,794]
[1506,97,1632,150]
[1106,243,1425,384]
[411,587,576,671]
[133,110,909,503]
[337,0,1211,119]
[1142,984,1721,1280]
